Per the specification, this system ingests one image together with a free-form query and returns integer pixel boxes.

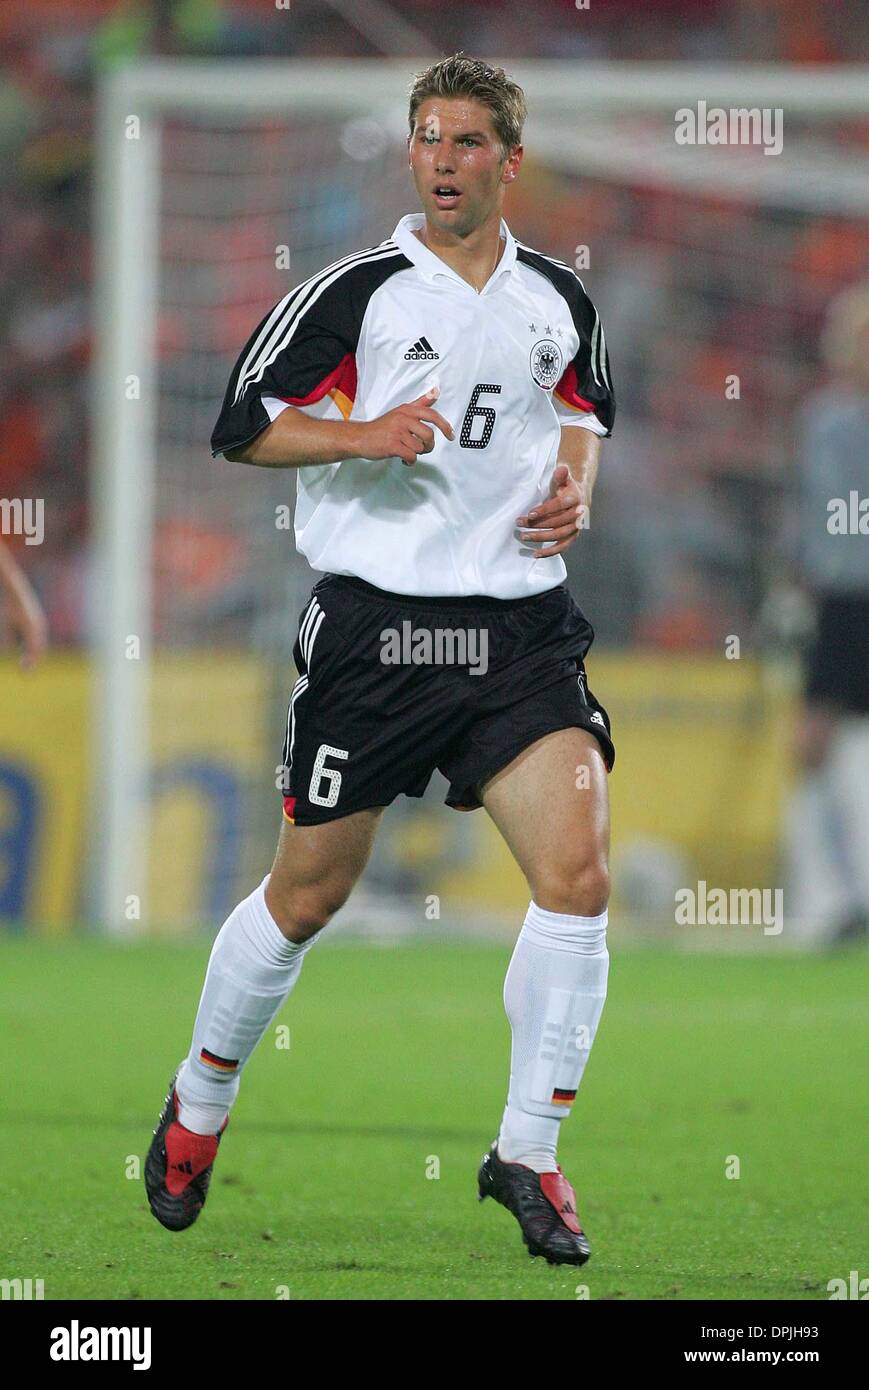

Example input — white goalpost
[91,59,869,933]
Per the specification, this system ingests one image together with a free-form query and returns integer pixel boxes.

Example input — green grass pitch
[1,934,866,1301]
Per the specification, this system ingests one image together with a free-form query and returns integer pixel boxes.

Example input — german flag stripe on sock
[200,1048,239,1073]
[551,1088,577,1105]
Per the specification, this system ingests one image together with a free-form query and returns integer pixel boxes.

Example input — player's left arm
[516,427,601,559]
[517,269,613,559]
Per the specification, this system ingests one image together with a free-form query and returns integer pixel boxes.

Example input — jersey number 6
[308,743,349,808]
[459,383,501,450]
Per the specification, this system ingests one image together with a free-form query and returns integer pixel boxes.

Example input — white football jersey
[212,213,614,598]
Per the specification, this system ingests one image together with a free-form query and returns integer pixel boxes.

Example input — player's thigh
[480,727,610,915]
[265,806,385,937]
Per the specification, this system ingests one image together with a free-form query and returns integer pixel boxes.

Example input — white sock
[497,901,609,1173]
[175,876,319,1135]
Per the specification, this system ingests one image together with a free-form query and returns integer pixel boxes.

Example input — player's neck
[414,214,506,294]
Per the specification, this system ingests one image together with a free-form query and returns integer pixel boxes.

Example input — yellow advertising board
[0,654,88,927]
[0,652,795,931]
[0,654,272,931]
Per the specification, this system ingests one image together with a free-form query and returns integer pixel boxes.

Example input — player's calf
[264,810,382,942]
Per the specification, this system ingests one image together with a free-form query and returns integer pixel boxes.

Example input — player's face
[408,97,521,237]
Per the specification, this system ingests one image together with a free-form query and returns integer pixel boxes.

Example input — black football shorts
[804,593,869,715]
[280,574,614,827]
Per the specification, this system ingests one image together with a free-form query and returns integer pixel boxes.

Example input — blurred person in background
[0,537,48,668]
[784,280,869,945]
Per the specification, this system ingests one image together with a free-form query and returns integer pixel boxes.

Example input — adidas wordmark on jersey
[212,213,615,599]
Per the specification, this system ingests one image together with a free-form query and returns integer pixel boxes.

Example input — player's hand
[516,464,589,559]
[354,387,454,466]
[2,566,48,669]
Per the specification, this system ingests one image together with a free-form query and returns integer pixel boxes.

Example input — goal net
[91,60,869,934]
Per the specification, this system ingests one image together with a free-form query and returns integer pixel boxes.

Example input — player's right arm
[223,387,453,468]
[211,259,452,469]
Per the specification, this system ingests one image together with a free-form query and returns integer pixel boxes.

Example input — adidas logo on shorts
[405,336,439,360]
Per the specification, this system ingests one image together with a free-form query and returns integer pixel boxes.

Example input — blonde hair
[821,279,869,376]
[408,53,527,158]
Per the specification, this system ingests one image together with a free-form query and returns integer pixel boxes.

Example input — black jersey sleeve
[515,246,615,437]
[210,278,358,457]
[551,275,615,436]
[210,246,412,458]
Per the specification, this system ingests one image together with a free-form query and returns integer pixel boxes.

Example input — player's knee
[265,880,351,943]
[532,857,610,919]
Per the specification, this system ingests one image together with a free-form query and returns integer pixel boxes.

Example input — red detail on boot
[540,1169,583,1234]
[164,1120,220,1196]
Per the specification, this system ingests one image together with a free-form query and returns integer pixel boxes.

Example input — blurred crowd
[0,0,867,649]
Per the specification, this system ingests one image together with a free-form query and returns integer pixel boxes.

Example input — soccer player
[146,54,616,1266]
[784,279,869,944]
